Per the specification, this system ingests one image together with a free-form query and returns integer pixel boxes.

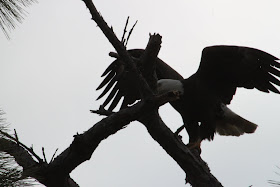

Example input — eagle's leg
[187,140,201,150]
[187,140,202,155]
[185,121,202,153]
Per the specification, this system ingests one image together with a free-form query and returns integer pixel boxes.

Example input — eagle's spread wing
[96,49,183,111]
[196,45,280,104]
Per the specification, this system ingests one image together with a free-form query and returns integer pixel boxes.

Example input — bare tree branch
[90,105,115,116]
[0,134,80,187]
[1,1,223,186]
[81,0,153,99]
[139,112,222,186]
[0,138,40,179]
[0,129,43,164]
[125,19,137,47]
[79,1,223,186]
[18,82,178,186]
[121,16,129,44]
[50,148,58,163]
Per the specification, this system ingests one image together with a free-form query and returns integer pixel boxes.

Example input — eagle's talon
[187,141,202,154]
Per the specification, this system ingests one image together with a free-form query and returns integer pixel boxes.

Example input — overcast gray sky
[1,0,280,186]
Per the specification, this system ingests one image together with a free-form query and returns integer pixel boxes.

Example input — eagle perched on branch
[96,46,280,149]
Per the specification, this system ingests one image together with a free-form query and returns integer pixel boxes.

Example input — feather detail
[215,105,258,136]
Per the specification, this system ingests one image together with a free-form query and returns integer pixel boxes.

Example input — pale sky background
[1,0,280,186]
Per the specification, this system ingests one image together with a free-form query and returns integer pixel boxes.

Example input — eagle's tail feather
[215,105,258,136]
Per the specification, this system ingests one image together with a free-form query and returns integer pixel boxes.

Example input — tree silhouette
[0,0,223,186]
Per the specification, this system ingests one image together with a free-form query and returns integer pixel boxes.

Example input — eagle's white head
[157,79,184,95]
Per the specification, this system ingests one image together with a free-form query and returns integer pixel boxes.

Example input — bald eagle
[96,46,280,149]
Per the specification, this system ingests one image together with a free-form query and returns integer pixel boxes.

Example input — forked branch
[81,0,222,186]
[81,0,153,99]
